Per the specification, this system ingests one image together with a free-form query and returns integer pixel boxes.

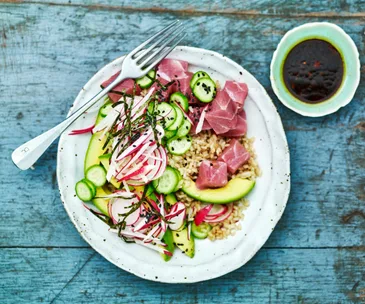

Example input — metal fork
[12,20,186,170]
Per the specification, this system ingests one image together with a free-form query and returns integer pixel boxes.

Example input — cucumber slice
[172,168,182,191]
[167,135,192,155]
[176,118,191,138]
[152,166,180,195]
[190,71,211,89]
[165,193,178,205]
[85,165,107,187]
[156,102,176,129]
[83,179,96,198]
[170,92,189,112]
[75,180,95,202]
[191,222,212,239]
[100,102,113,117]
[164,129,177,140]
[192,77,217,103]
[136,69,156,89]
[167,104,184,131]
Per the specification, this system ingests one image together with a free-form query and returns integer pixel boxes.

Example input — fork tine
[134,22,184,62]
[128,20,180,57]
[138,26,186,68]
[142,32,187,71]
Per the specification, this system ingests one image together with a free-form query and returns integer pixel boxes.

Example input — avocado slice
[92,187,110,216]
[172,226,195,258]
[84,111,108,174]
[160,228,175,261]
[83,107,111,215]
[182,177,255,204]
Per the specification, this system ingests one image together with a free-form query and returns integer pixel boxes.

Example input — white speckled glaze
[57,46,290,283]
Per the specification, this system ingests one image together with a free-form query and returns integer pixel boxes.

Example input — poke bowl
[57,46,290,283]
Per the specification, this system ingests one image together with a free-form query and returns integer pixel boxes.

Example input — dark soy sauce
[283,39,344,104]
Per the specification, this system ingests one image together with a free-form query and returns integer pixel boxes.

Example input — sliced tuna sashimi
[221,110,247,137]
[156,59,189,82]
[101,72,140,102]
[218,138,250,174]
[196,160,228,190]
[224,81,248,107]
[205,90,238,134]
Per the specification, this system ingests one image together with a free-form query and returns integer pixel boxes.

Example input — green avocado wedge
[181,178,255,204]
[84,108,108,174]
[92,187,110,216]
[160,228,175,261]
[172,226,195,258]
[83,104,111,216]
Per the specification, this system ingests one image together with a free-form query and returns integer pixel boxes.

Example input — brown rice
[168,130,260,241]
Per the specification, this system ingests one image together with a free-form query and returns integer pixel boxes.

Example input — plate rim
[57,46,291,283]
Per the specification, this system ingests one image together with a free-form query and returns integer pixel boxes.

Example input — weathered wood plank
[14,0,365,17]
[0,3,364,249]
[1,248,364,303]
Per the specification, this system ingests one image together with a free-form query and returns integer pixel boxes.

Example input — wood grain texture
[1,248,365,303]
[13,0,365,17]
[0,1,364,303]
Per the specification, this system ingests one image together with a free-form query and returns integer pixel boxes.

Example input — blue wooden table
[1,1,364,303]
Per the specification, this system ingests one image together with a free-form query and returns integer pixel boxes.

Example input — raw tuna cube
[218,139,250,174]
[224,81,249,107]
[101,72,140,102]
[156,59,189,82]
[221,110,247,137]
[196,160,228,190]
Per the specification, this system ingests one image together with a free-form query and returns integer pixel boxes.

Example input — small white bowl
[270,22,360,117]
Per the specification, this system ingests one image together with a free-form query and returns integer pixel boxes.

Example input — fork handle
[12,72,127,170]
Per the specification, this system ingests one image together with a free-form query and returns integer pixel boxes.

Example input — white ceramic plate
[57,46,290,283]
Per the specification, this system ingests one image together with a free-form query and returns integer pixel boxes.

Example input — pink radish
[168,202,186,231]
[195,105,208,134]
[194,204,213,226]
[134,239,172,256]
[187,222,192,241]
[204,204,228,219]
[159,194,167,232]
[110,197,140,226]
[116,128,153,160]
[69,124,95,135]
[204,203,234,223]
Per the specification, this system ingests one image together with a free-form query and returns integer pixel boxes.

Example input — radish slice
[110,197,140,226]
[97,190,135,199]
[194,204,213,226]
[195,105,208,134]
[168,202,186,231]
[206,204,228,218]
[116,128,153,161]
[147,197,160,212]
[133,218,160,232]
[187,222,192,241]
[159,194,167,232]
[69,124,95,135]
[204,203,234,223]
[83,202,105,216]
[143,223,161,242]
[134,239,172,255]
